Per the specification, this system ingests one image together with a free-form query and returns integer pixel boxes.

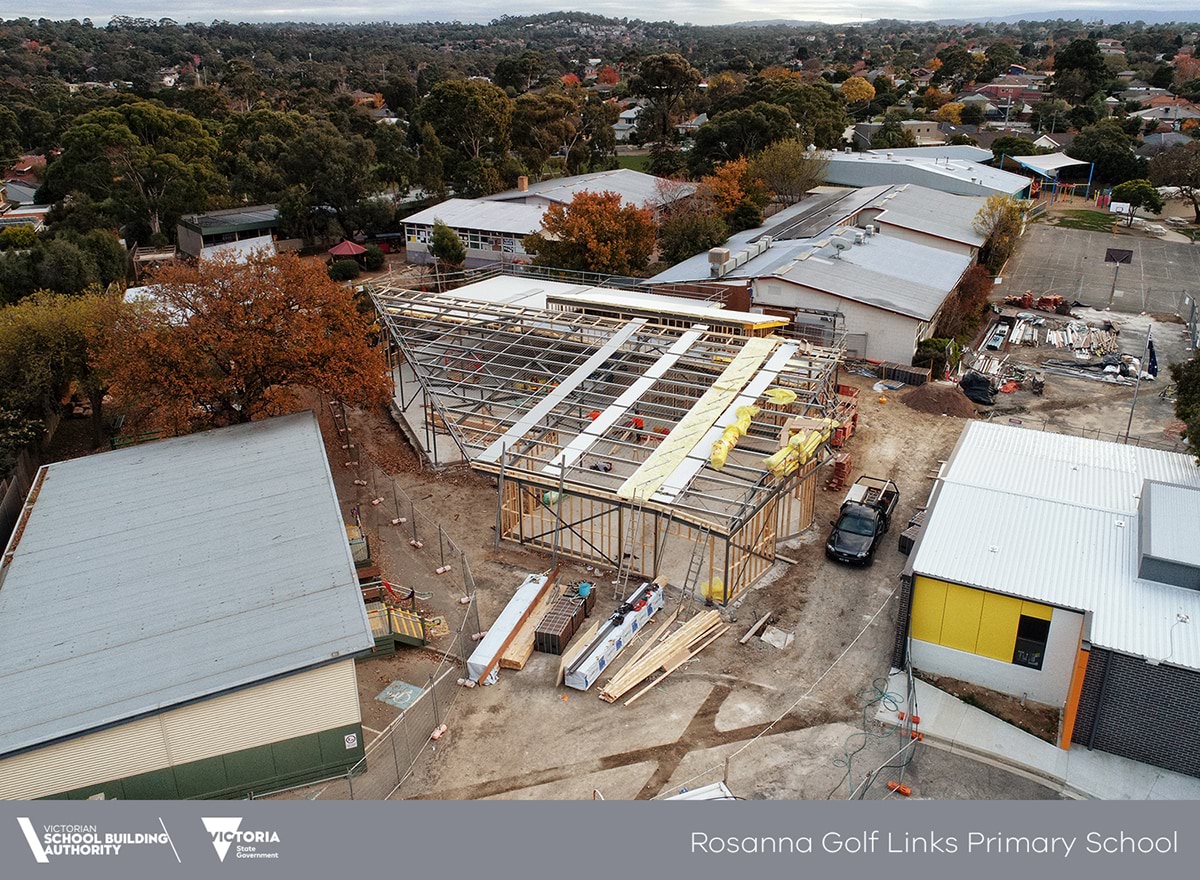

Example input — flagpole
[1124,328,1153,444]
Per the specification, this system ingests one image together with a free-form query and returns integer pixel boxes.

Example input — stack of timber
[467,569,558,683]
[598,610,728,706]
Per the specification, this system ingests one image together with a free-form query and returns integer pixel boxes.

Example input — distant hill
[732,11,1200,27]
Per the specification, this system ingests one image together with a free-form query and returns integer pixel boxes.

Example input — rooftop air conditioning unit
[854,231,866,245]
[708,247,731,265]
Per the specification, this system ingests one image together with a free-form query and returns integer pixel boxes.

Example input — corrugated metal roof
[825,153,1030,197]
[436,275,780,325]
[646,184,986,285]
[485,169,694,209]
[400,197,547,233]
[1143,482,1200,568]
[868,145,994,162]
[912,421,1200,671]
[871,186,989,248]
[180,205,280,232]
[0,412,373,758]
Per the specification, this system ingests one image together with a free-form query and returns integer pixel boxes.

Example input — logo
[16,817,179,864]
[202,817,281,862]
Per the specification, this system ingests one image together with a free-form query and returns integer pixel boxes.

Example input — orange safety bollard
[886,781,912,797]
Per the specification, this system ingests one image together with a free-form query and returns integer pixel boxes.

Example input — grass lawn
[617,153,649,172]
[1047,209,1121,233]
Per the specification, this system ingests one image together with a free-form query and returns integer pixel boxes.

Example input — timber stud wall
[1071,648,1200,779]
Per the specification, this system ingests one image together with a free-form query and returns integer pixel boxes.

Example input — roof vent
[1138,481,1200,591]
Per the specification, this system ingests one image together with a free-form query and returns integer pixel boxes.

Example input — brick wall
[892,573,914,669]
[1072,647,1200,778]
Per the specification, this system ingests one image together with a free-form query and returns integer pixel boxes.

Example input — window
[1012,615,1050,670]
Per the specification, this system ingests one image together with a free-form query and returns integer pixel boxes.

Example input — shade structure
[328,239,367,256]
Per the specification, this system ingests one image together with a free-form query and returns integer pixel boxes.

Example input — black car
[825,504,886,565]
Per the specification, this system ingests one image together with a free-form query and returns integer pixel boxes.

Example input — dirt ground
[916,672,1060,745]
[296,370,1077,802]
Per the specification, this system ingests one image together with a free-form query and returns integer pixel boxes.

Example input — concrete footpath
[879,671,1200,800]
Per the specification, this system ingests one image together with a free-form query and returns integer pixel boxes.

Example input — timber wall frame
[373,285,842,603]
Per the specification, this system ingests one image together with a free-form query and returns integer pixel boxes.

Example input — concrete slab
[880,671,1200,800]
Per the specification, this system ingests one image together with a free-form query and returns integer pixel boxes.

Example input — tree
[1068,120,1145,184]
[512,91,586,177]
[43,102,221,239]
[697,158,770,233]
[1149,142,1200,223]
[840,76,876,115]
[1172,357,1200,461]
[936,102,965,125]
[750,140,829,206]
[658,211,728,265]
[990,135,1041,164]
[0,290,117,446]
[688,103,796,176]
[871,117,917,149]
[36,239,97,295]
[278,119,378,238]
[521,191,656,276]
[417,79,514,195]
[429,219,466,270]
[935,266,994,339]
[973,196,1026,273]
[1111,179,1164,225]
[959,102,986,126]
[630,54,702,142]
[1053,39,1109,101]
[96,252,389,434]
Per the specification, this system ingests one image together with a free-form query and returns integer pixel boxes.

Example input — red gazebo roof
[328,239,367,256]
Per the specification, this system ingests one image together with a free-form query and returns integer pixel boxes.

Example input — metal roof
[647,184,986,286]
[0,412,373,758]
[869,185,989,248]
[1142,481,1200,568]
[435,275,780,326]
[912,421,1200,671]
[485,169,694,209]
[824,152,1030,198]
[400,197,547,234]
[179,205,280,234]
[775,233,971,320]
[868,145,994,163]
[200,234,277,263]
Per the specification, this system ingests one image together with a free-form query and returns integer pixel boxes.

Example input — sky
[6,2,1200,27]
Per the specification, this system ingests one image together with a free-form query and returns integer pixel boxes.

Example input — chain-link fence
[254,396,485,800]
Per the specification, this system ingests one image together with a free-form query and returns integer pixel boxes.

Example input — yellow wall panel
[911,577,948,643]
[1021,600,1053,621]
[941,583,985,653]
[976,591,1023,661]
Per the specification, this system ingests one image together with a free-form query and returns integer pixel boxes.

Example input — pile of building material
[467,570,558,683]
[1044,322,1119,355]
[832,384,859,447]
[826,453,852,491]
[533,584,596,655]
[563,582,665,691]
[1003,291,1064,312]
[598,610,728,705]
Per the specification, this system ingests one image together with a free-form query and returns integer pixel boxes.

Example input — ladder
[613,496,645,600]
[680,525,711,617]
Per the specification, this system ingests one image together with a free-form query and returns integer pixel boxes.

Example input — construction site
[372,274,851,605]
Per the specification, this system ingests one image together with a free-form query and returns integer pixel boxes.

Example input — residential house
[176,205,280,260]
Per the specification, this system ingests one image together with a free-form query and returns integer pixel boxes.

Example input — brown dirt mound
[900,382,978,418]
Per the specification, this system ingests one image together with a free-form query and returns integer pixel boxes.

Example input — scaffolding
[373,286,844,604]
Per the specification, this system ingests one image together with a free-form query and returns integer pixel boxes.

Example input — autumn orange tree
[98,251,389,434]
[698,157,771,233]
[522,190,656,275]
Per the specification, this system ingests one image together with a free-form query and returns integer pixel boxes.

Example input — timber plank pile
[598,610,728,706]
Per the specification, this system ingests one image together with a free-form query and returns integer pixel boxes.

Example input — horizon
[7,3,1200,28]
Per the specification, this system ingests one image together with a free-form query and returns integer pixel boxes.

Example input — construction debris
[599,609,728,705]
[760,625,795,650]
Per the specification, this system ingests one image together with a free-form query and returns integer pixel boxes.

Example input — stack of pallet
[598,611,728,706]
[826,453,852,491]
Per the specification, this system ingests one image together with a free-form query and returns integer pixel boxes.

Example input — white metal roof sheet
[0,412,373,757]
[912,421,1200,670]
[485,168,694,209]
[400,198,547,233]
